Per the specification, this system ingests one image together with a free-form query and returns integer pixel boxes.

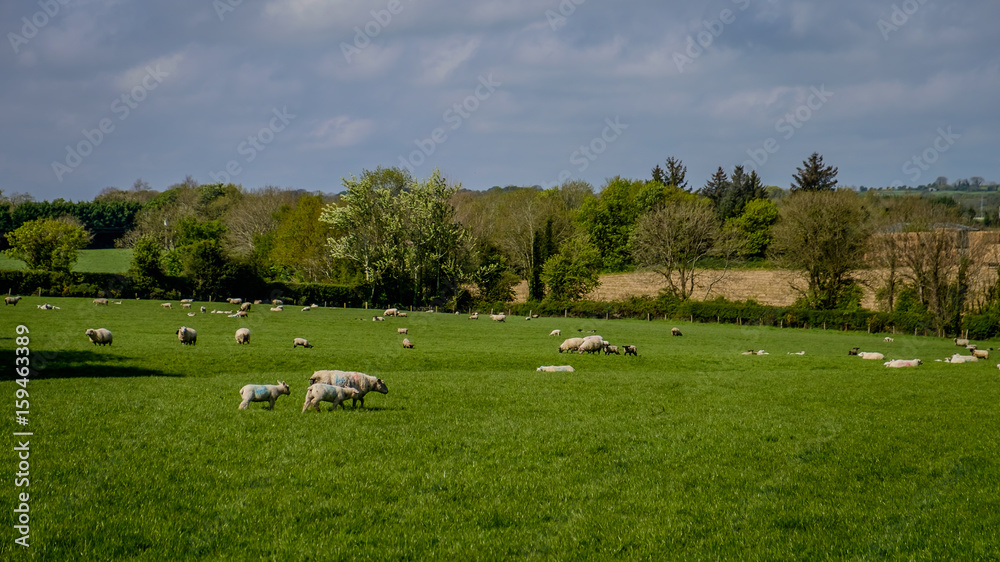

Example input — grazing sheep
[578,336,604,354]
[490,313,506,322]
[973,349,989,359]
[227,298,242,305]
[308,370,389,408]
[182,303,193,309]
[671,327,682,336]
[176,326,197,345]
[93,298,109,306]
[884,337,894,343]
[235,310,248,318]
[397,328,408,334]
[469,313,479,320]
[293,338,313,348]
[623,345,638,356]
[161,303,172,309]
[402,338,414,349]
[5,296,22,305]
[398,312,407,317]
[240,302,252,312]
[85,328,113,346]
[559,337,586,353]
[884,359,922,368]
[372,316,385,322]
[272,299,283,306]
[536,365,575,372]
[238,381,289,410]
[384,308,398,317]
[270,306,283,312]
[605,345,620,355]
[302,384,360,412]
[848,347,860,356]
[200,306,207,313]
[549,329,561,336]
[955,338,970,347]
[235,328,250,345]
[858,352,884,360]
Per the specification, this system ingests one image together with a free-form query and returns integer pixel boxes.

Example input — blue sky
[2,0,998,201]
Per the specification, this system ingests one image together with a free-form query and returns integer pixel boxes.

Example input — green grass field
[2,298,999,559]
[0,249,133,274]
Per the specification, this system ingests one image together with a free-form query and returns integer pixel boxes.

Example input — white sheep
[884,359,921,367]
[308,370,389,408]
[947,354,977,363]
[302,384,360,412]
[402,338,414,348]
[37,303,55,310]
[536,365,575,372]
[559,337,585,353]
[93,298,109,306]
[398,312,407,317]
[177,326,197,345]
[200,306,207,313]
[372,316,385,322]
[272,299,283,306]
[301,306,311,312]
[884,337,894,343]
[671,327,682,336]
[227,298,242,305]
[490,313,506,322]
[5,296,22,305]
[235,328,250,345]
[469,313,479,320]
[85,328,113,346]
[955,338,970,347]
[270,306,283,312]
[858,352,884,360]
[254,300,262,305]
[240,302,252,312]
[384,308,398,317]
[397,328,408,334]
[182,303,191,309]
[238,381,289,410]
[161,303,172,309]
[293,338,313,348]
[972,349,989,359]
[181,299,194,303]
[187,312,196,317]
[549,329,561,336]
[605,345,620,355]
[577,335,604,354]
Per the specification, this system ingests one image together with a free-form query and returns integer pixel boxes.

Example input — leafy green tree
[270,195,338,282]
[4,218,90,272]
[718,166,766,220]
[577,177,646,271]
[541,233,602,301]
[727,198,779,258]
[128,235,164,293]
[184,239,230,297]
[790,152,838,192]
[472,242,519,303]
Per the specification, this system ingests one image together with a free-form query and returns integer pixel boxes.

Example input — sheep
[756,350,769,355]
[302,384,361,412]
[293,338,313,348]
[489,313,506,322]
[200,306,207,313]
[787,351,806,355]
[671,327,682,336]
[253,300,262,305]
[181,299,194,303]
[177,326,197,345]
[240,302,252,312]
[372,316,385,322]
[559,337,586,353]
[848,347,860,356]
[525,316,531,321]
[966,344,978,351]
[549,329,561,337]
[578,336,604,354]
[37,303,55,310]
[384,308,398,317]
[5,296,22,305]
[307,370,389,408]
[235,328,250,345]
[397,328,408,334]
[741,350,757,355]
[187,312,196,317]
[85,328,113,346]
[857,352,884,360]
[301,307,311,312]
[536,365,575,372]
[182,303,192,309]
[469,313,479,320]
[623,345,638,356]
[93,298,109,306]
[955,338,970,347]
[161,303,172,309]
[238,381,289,410]
[398,312,408,317]
[884,359,922,368]
[272,299,283,305]
[113,301,122,305]
[402,338,414,349]
[270,306,283,312]
[605,345,620,355]
[947,354,978,364]
[972,349,989,359]
[235,310,248,318]
[227,298,242,305]
[883,337,894,343]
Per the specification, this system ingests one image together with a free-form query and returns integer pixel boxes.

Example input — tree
[717,166,766,220]
[728,198,779,258]
[769,190,872,309]
[631,199,723,300]
[665,156,689,191]
[128,235,164,293]
[270,195,338,282]
[578,177,645,271]
[472,242,519,303]
[541,233,602,301]
[790,152,838,192]
[699,167,729,210]
[4,218,90,272]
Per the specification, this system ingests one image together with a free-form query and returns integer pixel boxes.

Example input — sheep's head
[85,329,96,338]
[374,378,389,394]
[278,381,290,395]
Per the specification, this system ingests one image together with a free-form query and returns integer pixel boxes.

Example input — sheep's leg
[238,395,250,409]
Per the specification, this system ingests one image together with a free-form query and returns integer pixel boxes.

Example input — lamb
[253,300,262,305]
[972,349,989,359]
[883,337,894,343]
[398,312,408,317]
[549,329,561,336]
[671,327,682,336]
[235,328,250,345]
[857,352,884,360]
[293,338,313,348]
[301,307,311,312]
[623,345,638,356]
[85,328,113,346]
[235,310,248,318]
[848,347,860,356]
[161,303,172,309]
[402,338,414,349]
[490,313,506,322]
[270,306,283,312]
[37,303,54,310]
[240,302,252,312]
[372,316,385,322]
[307,370,389,408]
[200,306,207,313]
[469,313,479,320]
[238,381,289,410]
[787,351,806,355]
[187,313,196,317]
[558,337,586,353]
[955,338,970,347]
[301,384,361,412]
[536,365,575,372]
[741,350,757,355]
[176,326,197,345]
[384,308,398,317]
[605,345,620,355]
[884,359,921,368]
[397,328,408,334]
[5,296,22,305]
[93,298,109,306]
[947,354,977,363]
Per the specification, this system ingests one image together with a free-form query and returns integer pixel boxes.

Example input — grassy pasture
[0,248,133,273]
[1,298,999,560]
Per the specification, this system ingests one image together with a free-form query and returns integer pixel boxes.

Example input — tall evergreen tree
[791,152,838,192]
[651,164,666,185]
[665,156,689,191]
[699,167,729,210]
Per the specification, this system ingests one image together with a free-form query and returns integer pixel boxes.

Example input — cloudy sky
[2,0,998,201]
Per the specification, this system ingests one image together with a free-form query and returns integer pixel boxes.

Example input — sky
[2,0,998,202]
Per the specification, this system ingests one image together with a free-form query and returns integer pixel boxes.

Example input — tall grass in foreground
[1,298,998,560]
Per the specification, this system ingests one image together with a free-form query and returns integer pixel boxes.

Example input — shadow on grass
[0,349,183,381]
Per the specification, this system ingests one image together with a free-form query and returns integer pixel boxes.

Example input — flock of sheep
[238,370,390,412]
